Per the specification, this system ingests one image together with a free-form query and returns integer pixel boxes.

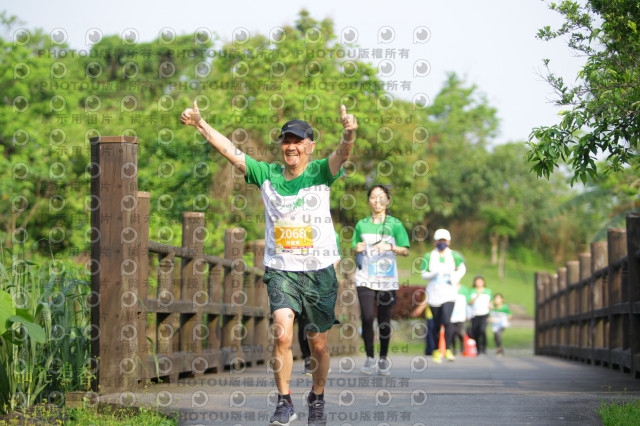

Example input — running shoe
[360,356,376,374]
[445,349,455,362]
[304,357,312,376]
[432,349,442,364]
[378,357,391,375]
[307,392,327,426]
[269,395,297,426]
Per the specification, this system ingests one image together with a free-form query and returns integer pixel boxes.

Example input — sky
[4,0,585,145]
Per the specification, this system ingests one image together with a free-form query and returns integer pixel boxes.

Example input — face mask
[436,242,449,251]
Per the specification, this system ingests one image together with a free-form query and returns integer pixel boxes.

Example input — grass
[494,326,534,350]
[363,319,534,356]
[0,403,177,425]
[396,247,554,317]
[0,247,92,414]
[66,405,177,426]
[597,398,640,426]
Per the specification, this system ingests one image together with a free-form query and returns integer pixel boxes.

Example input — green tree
[559,163,640,241]
[529,0,640,183]
[0,11,209,256]
[0,8,604,269]
[418,73,498,229]
[0,9,421,258]
[480,143,543,276]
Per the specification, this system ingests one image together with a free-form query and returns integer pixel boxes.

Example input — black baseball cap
[279,119,314,141]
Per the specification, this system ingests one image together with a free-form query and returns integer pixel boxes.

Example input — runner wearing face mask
[419,229,466,363]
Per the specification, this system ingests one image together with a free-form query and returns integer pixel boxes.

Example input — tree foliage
[529,0,640,184]
[0,9,609,268]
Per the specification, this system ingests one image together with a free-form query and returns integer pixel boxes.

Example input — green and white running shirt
[352,216,410,291]
[244,155,342,272]
[421,249,466,306]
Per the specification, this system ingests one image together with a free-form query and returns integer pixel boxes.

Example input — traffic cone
[438,326,445,357]
[462,333,477,357]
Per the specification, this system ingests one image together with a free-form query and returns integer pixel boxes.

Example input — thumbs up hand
[329,104,358,174]
[340,104,358,143]
[180,100,203,127]
[340,104,358,136]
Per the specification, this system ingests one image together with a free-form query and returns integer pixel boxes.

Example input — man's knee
[309,341,328,355]
[307,332,329,354]
[274,331,293,349]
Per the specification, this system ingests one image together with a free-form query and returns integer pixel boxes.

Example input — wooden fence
[535,213,640,377]
[89,136,360,393]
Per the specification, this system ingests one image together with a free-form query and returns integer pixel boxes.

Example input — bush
[391,286,425,319]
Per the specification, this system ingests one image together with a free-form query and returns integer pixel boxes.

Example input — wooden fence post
[567,261,579,353]
[533,272,545,355]
[222,228,246,367]
[557,267,567,351]
[156,250,177,382]
[550,273,558,349]
[252,240,269,364]
[205,258,223,373]
[343,270,360,355]
[626,213,640,377]
[578,253,591,362]
[543,273,552,350]
[608,228,626,369]
[180,213,206,364]
[136,192,150,387]
[89,136,139,393]
[591,241,607,365]
[242,244,256,365]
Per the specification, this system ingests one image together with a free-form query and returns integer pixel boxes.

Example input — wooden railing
[535,213,640,377]
[89,136,359,393]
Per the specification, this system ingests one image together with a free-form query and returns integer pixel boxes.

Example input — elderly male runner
[180,102,357,426]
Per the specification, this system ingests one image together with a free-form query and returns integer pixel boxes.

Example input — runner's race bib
[274,219,313,254]
[491,312,510,330]
[368,257,395,279]
[433,273,452,285]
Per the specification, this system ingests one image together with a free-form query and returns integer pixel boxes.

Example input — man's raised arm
[180,100,247,174]
[328,105,358,176]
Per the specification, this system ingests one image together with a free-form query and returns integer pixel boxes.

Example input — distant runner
[419,229,467,363]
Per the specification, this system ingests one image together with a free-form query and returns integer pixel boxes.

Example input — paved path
[103,352,640,425]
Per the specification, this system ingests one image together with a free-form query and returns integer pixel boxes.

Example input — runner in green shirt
[468,275,492,355]
[353,185,410,375]
[490,293,512,356]
[181,102,358,426]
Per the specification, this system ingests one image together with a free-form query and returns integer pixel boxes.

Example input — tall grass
[0,246,92,415]
[597,398,640,426]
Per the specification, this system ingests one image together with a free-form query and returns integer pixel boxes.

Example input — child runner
[468,276,492,355]
[490,293,512,356]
